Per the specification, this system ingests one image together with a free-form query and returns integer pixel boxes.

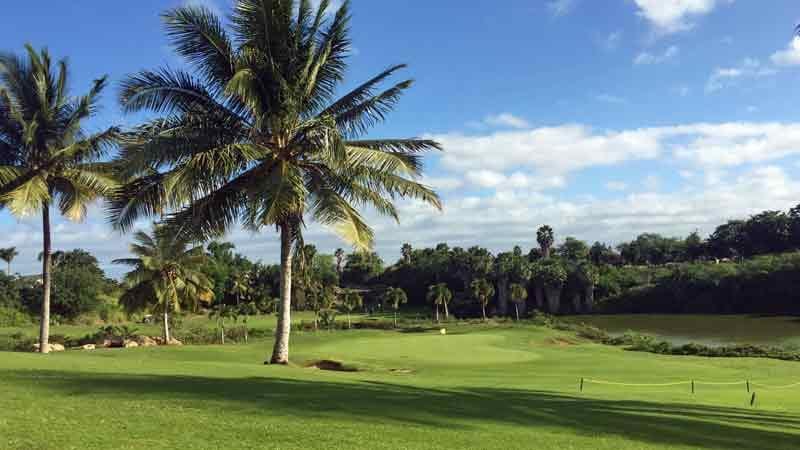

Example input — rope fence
[578,377,800,406]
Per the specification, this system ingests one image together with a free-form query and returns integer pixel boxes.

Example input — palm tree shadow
[6,369,800,449]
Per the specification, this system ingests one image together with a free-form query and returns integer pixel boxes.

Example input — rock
[80,344,96,351]
[124,340,139,348]
[32,343,65,352]
[135,336,159,347]
[167,338,183,346]
[101,339,112,348]
[440,328,447,335]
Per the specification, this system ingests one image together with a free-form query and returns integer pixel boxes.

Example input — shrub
[0,306,31,327]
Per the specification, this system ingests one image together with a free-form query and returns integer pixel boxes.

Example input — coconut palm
[470,278,494,321]
[537,225,555,259]
[0,45,119,353]
[401,243,412,264]
[426,283,451,323]
[230,271,251,305]
[210,303,238,344]
[114,228,214,344]
[109,0,442,364]
[382,286,407,327]
[237,301,258,343]
[340,289,363,329]
[334,248,345,277]
[509,283,527,321]
[0,247,18,275]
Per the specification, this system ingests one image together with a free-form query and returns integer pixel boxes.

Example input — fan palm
[426,283,451,323]
[114,228,214,344]
[470,278,495,321]
[509,283,528,321]
[0,45,118,353]
[109,0,442,364]
[0,247,18,275]
[537,225,555,259]
[382,286,407,327]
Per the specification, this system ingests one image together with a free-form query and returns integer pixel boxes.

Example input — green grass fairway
[2,324,800,449]
[567,315,800,347]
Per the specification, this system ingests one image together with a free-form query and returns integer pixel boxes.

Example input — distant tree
[470,278,495,321]
[743,211,791,256]
[532,260,567,314]
[685,231,705,262]
[427,283,452,322]
[537,225,555,259]
[558,237,590,262]
[401,243,413,264]
[340,290,363,329]
[334,249,345,277]
[790,204,800,249]
[509,283,528,321]
[237,301,258,343]
[382,287,408,327]
[0,248,18,276]
[114,229,214,344]
[708,220,747,259]
[342,251,384,286]
[210,303,237,345]
[589,242,619,266]
[230,272,251,306]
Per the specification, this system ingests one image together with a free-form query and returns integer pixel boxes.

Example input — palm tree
[382,286,407,327]
[0,247,18,275]
[109,0,442,365]
[114,228,214,344]
[334,248,345,278]
[0,45,119,353]
[537,225,555,259]
[426,283,451,323]
[237,301,258,343]
[509,283,527,321]
[470,278,495,321]
[231,271,251,306]
[340,289,363,329]
[210,303,238,344]
[401,243,412,264]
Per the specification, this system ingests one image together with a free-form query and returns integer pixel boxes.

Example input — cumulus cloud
[483,113,530,129]
[634,46,679,65]
[547,0,577,17]
[633,0,731,34]
[705,58,776,93]
[771,36,800,66]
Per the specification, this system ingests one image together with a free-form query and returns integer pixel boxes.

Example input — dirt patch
[542,337,580,347]
[304,360,359,372]
[389,368,415,374]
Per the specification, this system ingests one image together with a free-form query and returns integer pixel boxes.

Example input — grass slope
[2,323,799,449]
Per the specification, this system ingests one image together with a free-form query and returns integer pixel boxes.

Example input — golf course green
[2,321,799,449]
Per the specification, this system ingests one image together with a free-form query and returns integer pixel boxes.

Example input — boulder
[80,344,96,351]
[135,336,159,347]
[124,340,139,349]
[32,343,65,352]
[167,338,183,346]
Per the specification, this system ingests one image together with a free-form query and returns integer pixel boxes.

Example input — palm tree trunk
[515,304,520,321]
[270,223,293,365]
[443,301,449,321]
[394,311,398,328]
[221,322,225,345]
[162,311,171,344]
[347,312,352,329]
[434,304,439,323]
[244,321,249,344]
[481,303,487,321]
[38,203,52,354]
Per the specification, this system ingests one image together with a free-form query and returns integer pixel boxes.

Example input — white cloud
[673,85,691,97]
[771,36,800,66]
[483,113,530,129]
[595,93,627,104]
[634,45,679,65]
[633,0,731,34]
[605,181,628,191]
[600,31,623,51]
[642,174,662,191]
[547,0,577,17]
[421,176,463,192]
[705,58,776,93]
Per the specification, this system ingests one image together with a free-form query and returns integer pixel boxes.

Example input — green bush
[0,306,31,327]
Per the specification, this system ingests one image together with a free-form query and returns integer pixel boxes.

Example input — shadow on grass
[5,369,800,449]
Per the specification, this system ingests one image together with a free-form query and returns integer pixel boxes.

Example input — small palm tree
[334,249,345,277]
[0,45,119,353]
[231,271,251,306]
[382,286,407,327]
[237,301,258,343]
[110,0,442,365]
[471,278,495,321]
[401,243,412,264]
[0,247,18,275]
[509,283,528,321]
[210,303,238,345]
[114,228,214,344]
[426,283,452,323]
[340,290,363,329]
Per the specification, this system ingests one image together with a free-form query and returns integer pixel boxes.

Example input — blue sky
[3,0,800,276]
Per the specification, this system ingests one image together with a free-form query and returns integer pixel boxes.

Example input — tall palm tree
[426,283,451,323]
[109,0,442,365]
[401,243,412,264]
[114,228,214,344]
[0,45,119,353]
[537,225,555,259]
[334,248,345,277]
[509,283,527,321]
[0,247,18,275]
[470,278,495,321]
[382,286,407,327]
[231,271,251,305]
